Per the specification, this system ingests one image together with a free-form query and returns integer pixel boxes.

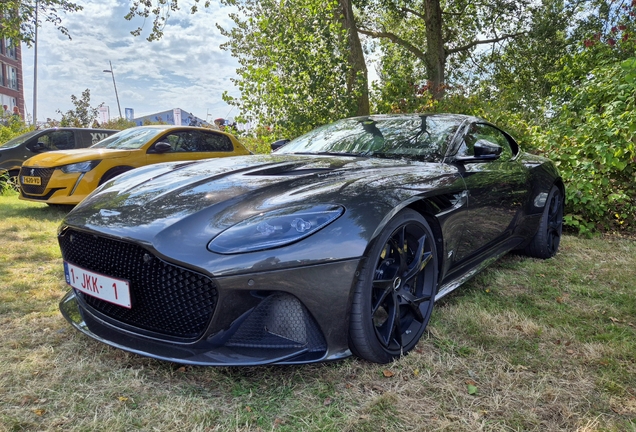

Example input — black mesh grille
[226,293,326,352]
[19,167,55,195]
[59,228,218,339]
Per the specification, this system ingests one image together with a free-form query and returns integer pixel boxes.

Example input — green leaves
[218,0,366,138]
[534,53,636,234]
[0,0,83,45]
[56,89,103,128]
[0,116,33,147]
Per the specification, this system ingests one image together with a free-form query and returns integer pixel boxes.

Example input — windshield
[91,127,165,150]
[277,115,463,162]
[0,130,39,149]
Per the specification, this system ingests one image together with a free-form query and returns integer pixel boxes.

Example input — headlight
[60,160,101,174]
[208,204,344,254]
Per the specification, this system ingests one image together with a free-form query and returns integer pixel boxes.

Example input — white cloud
[22,0,240,124]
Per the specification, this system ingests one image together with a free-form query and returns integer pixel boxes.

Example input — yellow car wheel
[99,167,133,186]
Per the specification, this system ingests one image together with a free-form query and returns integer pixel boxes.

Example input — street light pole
[32,0,38,126]
[103,60,122,118]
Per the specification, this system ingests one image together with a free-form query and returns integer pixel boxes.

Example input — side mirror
[474,139,502,158]
[455,139,502,163]
[153,142,172,153]
[271,139,290,151]
[26,141,47,153]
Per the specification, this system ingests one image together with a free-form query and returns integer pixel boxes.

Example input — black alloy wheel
[349,209,438,363]
[524,185,564,259]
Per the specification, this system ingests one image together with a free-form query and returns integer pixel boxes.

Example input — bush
[0,117,33,145]
[237,135,273,154]
[532,56,636,234]
[100,118,136,130]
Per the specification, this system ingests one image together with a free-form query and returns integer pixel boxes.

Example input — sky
[20,0,241,124]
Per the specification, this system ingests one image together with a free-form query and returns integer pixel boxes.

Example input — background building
[132,108,210,127]
[0,37,24,120]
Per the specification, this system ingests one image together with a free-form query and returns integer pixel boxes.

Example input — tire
[349,209,438,363]
[524,185,563,259]
[99,167,132,186]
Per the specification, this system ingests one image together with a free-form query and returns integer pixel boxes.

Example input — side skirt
[435,236,524,301]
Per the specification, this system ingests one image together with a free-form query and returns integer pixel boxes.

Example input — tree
[57,89,103,128]
[0,0,82,45]
[476,0,573,116]
[217,0,369,138]
[358,0,531,100]
[339,0,369,116]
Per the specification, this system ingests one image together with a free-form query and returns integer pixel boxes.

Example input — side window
[38,131,75,150]
[199,131,234,152]
[158,132,193,152]
[162,133,182,151]
[458,123,513,161]
[155,131,234,152]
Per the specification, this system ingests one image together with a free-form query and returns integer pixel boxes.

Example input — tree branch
[446,32,525,55]
[398,6,426,21]
[441,3,472,17]
[357,27,426,61]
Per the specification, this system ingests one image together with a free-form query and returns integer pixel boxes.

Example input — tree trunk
[423,0,446,100]
[339,0,370,115]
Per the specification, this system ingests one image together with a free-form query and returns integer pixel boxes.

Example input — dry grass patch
[1,194,635,431]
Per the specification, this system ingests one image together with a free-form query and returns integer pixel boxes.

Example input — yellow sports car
[19,125,251,206]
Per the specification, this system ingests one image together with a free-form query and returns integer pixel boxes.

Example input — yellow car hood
[25,149,134,167]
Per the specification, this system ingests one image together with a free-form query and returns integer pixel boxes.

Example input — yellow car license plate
[22,176,41,186]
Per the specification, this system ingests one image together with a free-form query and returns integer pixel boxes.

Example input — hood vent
[244,163,334,177]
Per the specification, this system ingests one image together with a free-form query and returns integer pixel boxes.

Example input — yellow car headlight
[60,160,101,174]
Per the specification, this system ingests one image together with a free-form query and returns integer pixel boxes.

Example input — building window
[4,39,16,59]
[7,66,17,90]
[1,93,14,117]
[0,63,4,87]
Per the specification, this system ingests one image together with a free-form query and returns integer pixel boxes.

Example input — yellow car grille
[19,167,55,195]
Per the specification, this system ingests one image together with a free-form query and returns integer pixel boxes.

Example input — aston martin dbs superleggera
[58,114,564,365]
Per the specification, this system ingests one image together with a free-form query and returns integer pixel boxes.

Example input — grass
[1,192,635,431]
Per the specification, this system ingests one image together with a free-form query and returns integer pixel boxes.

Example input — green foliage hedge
[531,55,636,235]
[0,117,33,145]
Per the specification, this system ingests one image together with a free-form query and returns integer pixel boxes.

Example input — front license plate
[22,175,41,185]
[64,261,131,308]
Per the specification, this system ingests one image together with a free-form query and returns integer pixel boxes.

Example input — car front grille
[19,167,55,195]
[59,228,218,340]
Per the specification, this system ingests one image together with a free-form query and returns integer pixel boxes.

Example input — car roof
[35,127,119,132]
[127,125,236,138]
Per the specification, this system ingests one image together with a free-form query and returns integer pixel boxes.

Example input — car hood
[24,148,134,167]
[63,154,457,274]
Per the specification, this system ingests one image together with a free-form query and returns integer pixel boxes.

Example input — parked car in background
[56,114,564,366]
[0,128,117,188]
[19,125,251,206]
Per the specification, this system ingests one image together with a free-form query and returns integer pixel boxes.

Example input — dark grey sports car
[58,114,564,365]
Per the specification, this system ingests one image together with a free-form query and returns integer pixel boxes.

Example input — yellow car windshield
[91,128,165,150]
